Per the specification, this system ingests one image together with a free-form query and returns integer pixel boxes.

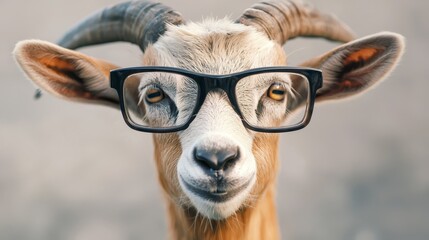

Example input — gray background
[1,0,428,239]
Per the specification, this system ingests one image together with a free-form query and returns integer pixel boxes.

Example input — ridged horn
[58,1,184,52]
[236,0,356,45]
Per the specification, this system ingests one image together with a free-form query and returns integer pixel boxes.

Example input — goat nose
[194,146,239,171]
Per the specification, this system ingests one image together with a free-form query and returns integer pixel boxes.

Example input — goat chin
[179,174,257,220]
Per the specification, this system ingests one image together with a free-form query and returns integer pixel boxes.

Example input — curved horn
[58,1,184,52]
[236,0,356,45]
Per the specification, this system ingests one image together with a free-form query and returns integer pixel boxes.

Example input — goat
[13,0,404,239]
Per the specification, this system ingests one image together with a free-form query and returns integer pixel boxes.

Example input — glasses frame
[110,66,323,133]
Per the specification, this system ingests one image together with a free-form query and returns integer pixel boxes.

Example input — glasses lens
[123,71,198,129]
[236,72,310,129]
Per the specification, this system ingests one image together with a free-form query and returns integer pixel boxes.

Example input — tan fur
[13,16,404,240]
[14,40,119,106]
[144,21,286,239]
[154,132,280,240]
[299,32,405,102]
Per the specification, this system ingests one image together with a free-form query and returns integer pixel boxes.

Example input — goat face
[13,0,404,221]
[146,20,286,219]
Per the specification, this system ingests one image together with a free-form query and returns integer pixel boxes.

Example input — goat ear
[13,40,120,107]
[300,32,405,102]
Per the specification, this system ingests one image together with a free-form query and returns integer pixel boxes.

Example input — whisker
[286,47,309,62]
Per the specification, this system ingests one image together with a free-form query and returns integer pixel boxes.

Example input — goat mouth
[180,175,254,202]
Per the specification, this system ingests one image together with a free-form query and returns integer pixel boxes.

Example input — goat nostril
[193,146,239,171]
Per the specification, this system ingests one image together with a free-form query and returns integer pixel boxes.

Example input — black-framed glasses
[110,66,322,133]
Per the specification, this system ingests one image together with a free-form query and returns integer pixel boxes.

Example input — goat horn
[58,1,184,52]
[236,0,356,45]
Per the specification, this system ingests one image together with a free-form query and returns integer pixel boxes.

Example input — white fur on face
[143,18,287,219]
[177,91,257,219]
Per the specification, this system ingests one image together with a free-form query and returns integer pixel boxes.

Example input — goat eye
[145,88,165,103]
[267,83,286,101]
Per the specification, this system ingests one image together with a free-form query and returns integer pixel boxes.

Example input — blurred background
[1,0,428,239]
